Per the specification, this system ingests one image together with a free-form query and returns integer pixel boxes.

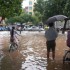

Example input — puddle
[0,32,6,69]
[0,45,4,69]
[0,31,10,37]
[21,31,45,36]
[20,38,47,70]
[0,51,4,61]
[21,55,47,70]
[0,31,70,70]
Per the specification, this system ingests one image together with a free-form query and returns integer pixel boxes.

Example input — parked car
[23,26,30,31]
[0,27,7,31]
[23,26,44,31]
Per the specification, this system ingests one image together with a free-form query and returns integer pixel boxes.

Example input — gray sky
[22,0,29,8]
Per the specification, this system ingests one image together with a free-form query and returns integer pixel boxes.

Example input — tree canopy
[0,0,22,19]
[34,0,46,15]
[34,0,46,22]
[34,0,70,22]
[6,14,39,25]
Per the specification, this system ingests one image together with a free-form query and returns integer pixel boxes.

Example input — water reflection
[0,31,70,70]
[20,46,47,70]
[0,38,4,70]
[0,33,5,60]
[21,55,47,70]
[47,60,70,70]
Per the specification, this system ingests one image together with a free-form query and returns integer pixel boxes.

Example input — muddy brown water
[0,31,70,70]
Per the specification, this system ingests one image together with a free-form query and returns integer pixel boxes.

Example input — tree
[0,0,22,20]
[64,0,70,17]
[31,15,39,25]
[20,14,31,23]
[6,14,38,25]
[34,11,42,22]
[34,0,45,15]
[6,16,24,25]
[34,0,70,23]
[34,0,46,22]
[20,14,39,25]
[43,0,67,22]
[5,17,16,25]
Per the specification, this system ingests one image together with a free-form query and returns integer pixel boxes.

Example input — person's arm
[45,30,48,38]
[15,30,21,36]
[14,34,19,41]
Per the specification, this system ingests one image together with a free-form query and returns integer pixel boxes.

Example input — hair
[12,26,15,29]
[48,22,54,27]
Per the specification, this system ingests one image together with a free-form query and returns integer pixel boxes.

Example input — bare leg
[14,42,18,49]
[46,41,50,59]
[47,51,50,59]
[9,43,14,52]
[52,51,55,60]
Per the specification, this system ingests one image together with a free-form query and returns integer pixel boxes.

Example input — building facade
[28,0,36,15]
[24,7,28,13]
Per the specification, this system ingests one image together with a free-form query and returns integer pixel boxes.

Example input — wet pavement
[0,31,70,70]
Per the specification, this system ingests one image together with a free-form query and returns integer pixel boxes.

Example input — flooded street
[0,31,70,70]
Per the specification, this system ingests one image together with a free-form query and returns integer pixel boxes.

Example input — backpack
[67,30,70,47]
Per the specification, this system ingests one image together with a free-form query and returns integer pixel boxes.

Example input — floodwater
[0,31,70,70]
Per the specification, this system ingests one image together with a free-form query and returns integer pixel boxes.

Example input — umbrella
[46,15,68,24]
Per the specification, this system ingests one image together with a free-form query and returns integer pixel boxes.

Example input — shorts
[46,40,56,52]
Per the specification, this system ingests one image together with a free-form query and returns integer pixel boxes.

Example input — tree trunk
[0,17,5,24]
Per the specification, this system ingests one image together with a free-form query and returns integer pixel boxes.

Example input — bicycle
[9,38,19,52]
[63,49,70,64]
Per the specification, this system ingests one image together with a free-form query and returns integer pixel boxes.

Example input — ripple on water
[20,55,47,70]
[0,46,4,69]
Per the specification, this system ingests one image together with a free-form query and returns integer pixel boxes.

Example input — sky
[22,0,29,8]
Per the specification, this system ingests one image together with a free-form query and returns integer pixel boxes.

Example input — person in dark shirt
[10,26,15,43]
[9,26,19,51]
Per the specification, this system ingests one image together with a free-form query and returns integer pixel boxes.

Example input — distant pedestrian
[45,23,58,60]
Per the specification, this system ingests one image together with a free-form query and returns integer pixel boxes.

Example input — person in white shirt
[45,22,58,60]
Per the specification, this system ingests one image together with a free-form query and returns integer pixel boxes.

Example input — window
[29,1,32,5]
[29,7,32,10]
[29,12,32,15]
